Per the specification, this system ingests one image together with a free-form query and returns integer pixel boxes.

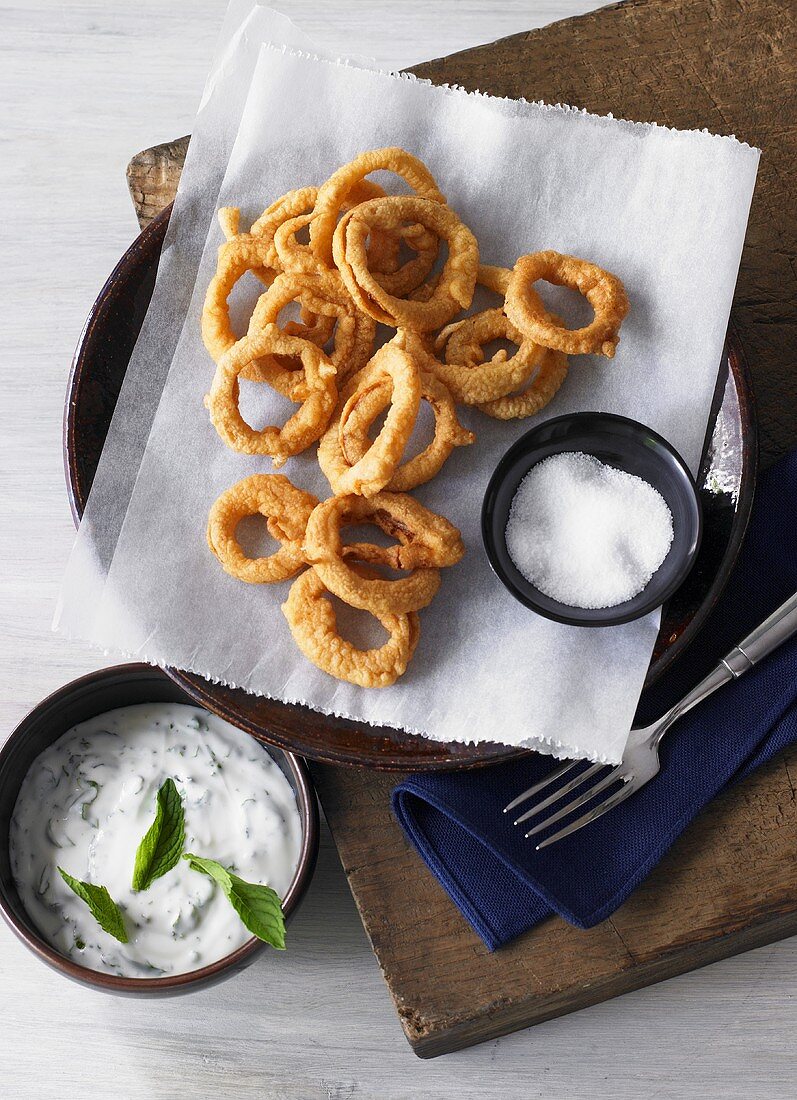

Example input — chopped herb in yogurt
[9,703,302,977]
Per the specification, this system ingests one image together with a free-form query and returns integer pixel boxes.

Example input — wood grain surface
[412,0,797,469]
[125,0,797,1059]
[312,753,797,1057]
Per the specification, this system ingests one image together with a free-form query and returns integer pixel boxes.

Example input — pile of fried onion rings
[202,148,629,687]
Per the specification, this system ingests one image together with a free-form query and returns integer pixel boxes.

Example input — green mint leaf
[57,867,128,944]
[224,873,286,950]
[183,854,285,950]
[132,778,185,891]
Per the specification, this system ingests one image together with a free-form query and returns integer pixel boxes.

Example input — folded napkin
[393,451,797,949]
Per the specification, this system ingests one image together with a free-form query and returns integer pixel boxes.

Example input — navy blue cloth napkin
[392,451,797,950]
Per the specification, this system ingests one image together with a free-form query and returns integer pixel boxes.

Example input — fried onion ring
[282,566,420,687]
[203,184,391,365]
[206,326,337,467]
[333,196,479,331]
[505,250,629,358]
[321,343,422,497]
[248,181,385,260]
[308,491,465,571]
[304,492,464,613]
[202,198,338,362]
[244,271,376,395]
[310,147,445,266]
[370,222,440,298]
[477,345,569,420]
[248,187,319,266]
[476,264,512,296]
[331,362,474,493]
[201,214,279,363]
[431,309,546,405]
[273,205,403,278]
[207,474,318,583]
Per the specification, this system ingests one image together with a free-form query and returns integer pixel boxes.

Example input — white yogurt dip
[9,703,302,977]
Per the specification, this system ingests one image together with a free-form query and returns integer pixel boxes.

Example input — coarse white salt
[505,452,674,610]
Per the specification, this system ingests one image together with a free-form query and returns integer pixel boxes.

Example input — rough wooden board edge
[406,908,797,1057]
[127,137,188,229]
[312,751,797,1058]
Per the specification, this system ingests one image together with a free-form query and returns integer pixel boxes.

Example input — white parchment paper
[59,4,314,596]
[57,39,759,764]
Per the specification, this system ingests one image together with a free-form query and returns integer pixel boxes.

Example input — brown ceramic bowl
[64,204,757,770]
[0,663,319,995]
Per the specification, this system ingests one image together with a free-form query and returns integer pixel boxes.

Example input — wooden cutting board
[126,0,797,1058]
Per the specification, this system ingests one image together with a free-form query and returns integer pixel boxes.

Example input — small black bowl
[482,412,703,627]
[0,664,319,996]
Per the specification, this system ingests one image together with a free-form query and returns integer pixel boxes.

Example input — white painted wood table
[1,1,795,1096]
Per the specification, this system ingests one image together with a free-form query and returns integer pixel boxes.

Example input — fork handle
[724,590,797,672]
[657,590,797,737]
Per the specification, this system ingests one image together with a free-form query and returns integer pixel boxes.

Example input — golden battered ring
[321,343,422,497]
[282,566,420,688]
[432,309,546,405]
[203,184,389,366]
[206,326,337,468]
[244,271,376,395]
[505,250,629,358]
[476,345,570,420]
[303,492,465,613]
[310,146,445,266]
[207,474,318,583]
[201,216,279,364]
[334,360,474,493]
[333,196,479,332]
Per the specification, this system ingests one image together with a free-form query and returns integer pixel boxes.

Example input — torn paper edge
[52,625,623,765]
[259,42,761,153]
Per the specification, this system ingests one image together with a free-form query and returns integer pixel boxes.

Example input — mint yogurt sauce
[9,703,302,977]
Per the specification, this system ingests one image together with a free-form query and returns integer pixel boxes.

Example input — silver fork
[504,590,797,850]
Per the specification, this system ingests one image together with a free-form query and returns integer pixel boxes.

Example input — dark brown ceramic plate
[64,205,757,770]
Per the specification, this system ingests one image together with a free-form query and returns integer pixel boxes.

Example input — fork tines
[503,760,633,848]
